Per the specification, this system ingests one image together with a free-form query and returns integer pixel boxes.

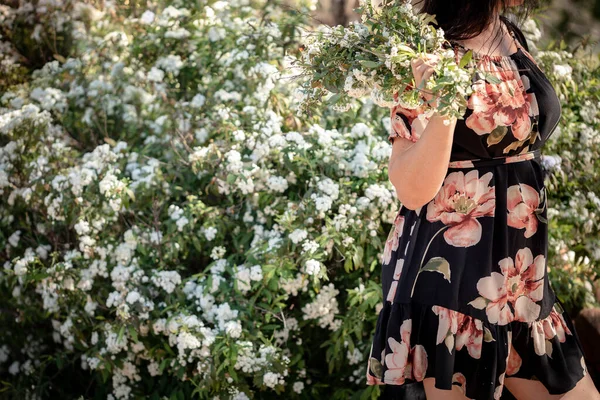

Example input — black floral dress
[366,17,589,399]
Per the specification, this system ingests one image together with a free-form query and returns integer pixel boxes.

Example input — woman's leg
[504,374,600,400]
[422,378,470,400]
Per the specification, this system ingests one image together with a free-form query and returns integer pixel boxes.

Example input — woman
[365,0,600,399]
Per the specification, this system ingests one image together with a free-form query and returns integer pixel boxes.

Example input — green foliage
[0,1,598,400]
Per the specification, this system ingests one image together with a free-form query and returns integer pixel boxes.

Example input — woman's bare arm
[388,112,457,210]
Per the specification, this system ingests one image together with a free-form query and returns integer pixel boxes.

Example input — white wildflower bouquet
[294,0,475,119]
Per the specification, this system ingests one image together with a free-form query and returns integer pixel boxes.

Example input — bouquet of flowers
[293,0,476,119]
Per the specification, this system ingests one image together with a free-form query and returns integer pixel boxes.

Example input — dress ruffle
[367,300,588,399]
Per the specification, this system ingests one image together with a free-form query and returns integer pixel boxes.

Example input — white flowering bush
[531,36,600,313]
[0,1,598,400]
[0,0,103,92]
[0,0,389,399]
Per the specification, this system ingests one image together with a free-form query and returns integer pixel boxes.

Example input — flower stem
[410,225,449,297]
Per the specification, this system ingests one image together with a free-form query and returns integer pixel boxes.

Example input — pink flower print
[383,319,428,384]
[466,61,539,141]
[547,305,572,342]
[452,372,467,395]
[507,183,540,238]
[432,305,459,352]
[506,342,522,376]
[426,170,495,247]
[389,90,431,143]
[448,159,476,168]
[504,152,535,164]
[366,369,382,385]
[386,280,398,303]
[412,344,428,382]
[455,314,484,359]
[469,247,544,325]
[530,305,573,357]
[470,271,514,325]
[495,372,506,399]
[382,213,405,265]
[494,331,513,399]
[393,258,404,280]
[432,306,483,359]
[500,247,545,322]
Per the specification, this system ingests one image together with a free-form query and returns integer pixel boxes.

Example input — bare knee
[504,374,600,400]
[560,374,600,400]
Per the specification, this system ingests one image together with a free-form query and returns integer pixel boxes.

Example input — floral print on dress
[507,183,544,238]
[382,212,405,265]
[389,90,432,144]
[386,280,398,303]
[432,305,483,359]
[384,319,428,384]
[530,304,573,357]
[493,331,513,400]
[506,342,522,375]
[452,372,467,395]
[426,170,496,247]
[466,59,540,150]
[366,345,385,385]
[381,213,404,265]
[504,151,537,164]
[469,247,545,325]
[448,159,476,168]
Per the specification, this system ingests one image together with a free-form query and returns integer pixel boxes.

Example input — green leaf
[397,44,415,54]
[484,327,496,342]
[468,296,487,310]
[344,256,353,273]
[128,325,138,343]
[359,60,382,68]
[116,324,125,343]
[421,256,451,282]
[483,73,502,85]
[503,138,527,154]
[327,93,342,104]
[369,357,383,378]
[487,125,508,146]
[352,246,364,269]
[536,213,548,224]
[159,358,169,373]
[125,187,136,202]
[459,50,473,68]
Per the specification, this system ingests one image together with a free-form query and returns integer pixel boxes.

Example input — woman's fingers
[421,68,434,82]
[411,54,437,103]
[414,63,434,81]
[412,58,432,69]
[408,54,440,104]
[417,64,433,74]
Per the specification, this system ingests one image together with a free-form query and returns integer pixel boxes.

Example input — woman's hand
[410,54,441,108]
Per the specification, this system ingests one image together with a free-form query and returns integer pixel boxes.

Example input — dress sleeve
[389,90,430,145]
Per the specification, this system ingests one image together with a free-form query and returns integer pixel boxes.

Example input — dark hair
[414,0,540,44]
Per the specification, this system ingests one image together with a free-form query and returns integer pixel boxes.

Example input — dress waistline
[447,149,542,169]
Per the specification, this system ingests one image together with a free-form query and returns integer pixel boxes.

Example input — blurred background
[312,0,600,52]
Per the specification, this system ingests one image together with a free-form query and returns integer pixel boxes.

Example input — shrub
[0,1,598,399]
